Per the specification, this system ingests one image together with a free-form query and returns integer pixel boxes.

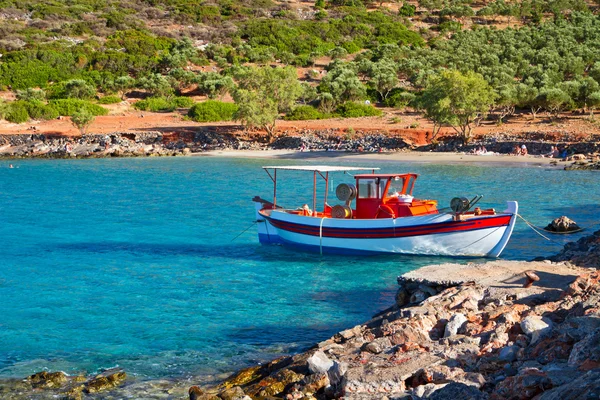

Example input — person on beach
[520,144,528,156]
[543,146,558,158]
[9,164,13,168]
[512,145,520,155]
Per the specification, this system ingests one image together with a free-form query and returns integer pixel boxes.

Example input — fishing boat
[253,166,518,257]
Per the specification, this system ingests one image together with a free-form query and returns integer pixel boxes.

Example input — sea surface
[0,157,598,382]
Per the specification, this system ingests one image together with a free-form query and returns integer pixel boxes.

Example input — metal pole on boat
[313,170,317,216]
[274,169,277,208]
[324,172,329,210]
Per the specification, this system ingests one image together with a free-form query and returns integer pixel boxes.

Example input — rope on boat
[231,220,257,242]
[319,217,326,256]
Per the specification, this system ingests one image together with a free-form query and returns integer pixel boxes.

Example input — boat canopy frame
[262,166,379,212]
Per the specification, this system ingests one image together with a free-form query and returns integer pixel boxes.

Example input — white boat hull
[255,201,518,257]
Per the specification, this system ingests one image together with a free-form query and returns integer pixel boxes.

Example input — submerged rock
[27,371,68,389]
[84,370,127,393]
[545,216,581,232]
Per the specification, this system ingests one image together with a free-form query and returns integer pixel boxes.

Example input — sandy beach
[200,149,561,166]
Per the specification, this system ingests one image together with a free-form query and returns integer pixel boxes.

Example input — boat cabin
[353,174,438,219]
[258,166,439,220]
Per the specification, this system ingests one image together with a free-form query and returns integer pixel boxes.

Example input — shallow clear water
[0,157,598,380]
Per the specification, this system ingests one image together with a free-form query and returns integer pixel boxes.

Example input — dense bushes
[133,96,194,112]
[335,102,382,118]
[188,101,238,122]
[284,103,381,120]
[284,105,328,120]
[97,95,122,104]
[49,99,108,116]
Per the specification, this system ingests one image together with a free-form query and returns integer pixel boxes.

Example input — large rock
[444,313,468,338]
[545,216,581,232]
[521,316,553,343]
[537,370,600,400]
[568,329,600,369]
[27,371,68,389]
[492,368,552,399]
[84,370,127,393]
[307,351,333,374]
[428,382,488,400]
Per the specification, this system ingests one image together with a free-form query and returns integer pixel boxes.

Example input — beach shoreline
[200,148,562,167]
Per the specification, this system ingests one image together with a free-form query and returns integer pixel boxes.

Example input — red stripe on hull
[266,215,512,239]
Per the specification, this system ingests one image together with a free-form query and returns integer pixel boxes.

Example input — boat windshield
[358,178,387,199]
[388,177,405,197]
[358,179,379,199]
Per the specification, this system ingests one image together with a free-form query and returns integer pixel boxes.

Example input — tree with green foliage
[233,66,302,141]
[16,88,46,102]
[62,79,96,100]
[495,82,518,123]
[137,73,175,98]
[319,63,366,106]
[365,59,399,101]
[196,72,235,99]
[420,70,496,144]
[587,92,600,117]
[70,108,95,135]
[538,87,572,119]
[299,82,318,104]
[112,76,136,100]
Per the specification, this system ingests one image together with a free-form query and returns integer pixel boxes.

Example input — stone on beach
[307,351,334,374]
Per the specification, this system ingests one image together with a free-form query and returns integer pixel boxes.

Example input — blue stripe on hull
[278,238,390,255]
[258,233,282,244]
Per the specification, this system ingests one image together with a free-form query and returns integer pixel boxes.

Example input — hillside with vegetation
[1,0,600,143]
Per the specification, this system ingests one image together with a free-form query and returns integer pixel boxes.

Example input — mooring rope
[231,220,257,242]
[516,214,561,243]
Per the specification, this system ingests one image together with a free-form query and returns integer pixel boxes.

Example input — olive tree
[233,66,302,141]
[420,70,497,144]
[71,108,95,135]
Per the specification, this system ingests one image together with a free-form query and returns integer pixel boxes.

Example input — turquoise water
[0,157,598,380]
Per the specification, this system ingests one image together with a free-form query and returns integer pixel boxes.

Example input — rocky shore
[1,130,600,171]
[3,229,599,400]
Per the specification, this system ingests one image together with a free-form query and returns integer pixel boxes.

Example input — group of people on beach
[542,145,569,158]
[512,144,528,156]
[512,144,569,158]
[471,146,488,155]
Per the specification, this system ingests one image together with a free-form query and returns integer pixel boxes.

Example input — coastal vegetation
[1,0,600,140]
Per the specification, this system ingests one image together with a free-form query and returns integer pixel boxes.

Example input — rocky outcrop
[0,129,251,158]
[188,232,600,400]
[549,229,600,268]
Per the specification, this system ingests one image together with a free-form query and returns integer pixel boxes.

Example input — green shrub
[5,102,30,123]
[383,89,416,108]
[97,95,122,104]
[132,96,192,112]
[399,3,416,16]
[16,88,46,101]
[172,97,194,108]
[49,99,109,116]
[284,105,328,120]
[188,101,238,122]
[335,102,382,118]
[24,100,59,120]
[133,97,175,112]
